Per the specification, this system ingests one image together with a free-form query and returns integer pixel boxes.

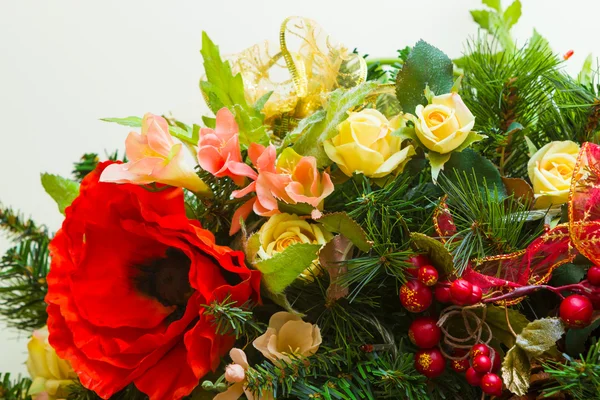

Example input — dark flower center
[135,248,194,322]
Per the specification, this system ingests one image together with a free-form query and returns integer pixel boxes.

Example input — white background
[0,0,597,376]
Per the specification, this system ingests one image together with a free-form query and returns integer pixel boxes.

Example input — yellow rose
[324,109,415,178]
[257,213,332,278]
[528,140,580,209]
[26,326,77,400]
[414,93,475,154]
[253,312,322,364]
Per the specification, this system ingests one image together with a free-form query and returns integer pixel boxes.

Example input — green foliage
[316,213,371,252]
[566,319,600,358]
[101,115,199,145]
[100,116,143,127]
[409,233,454,276]
[40,173,80,215]
[502,345,530,396]
[469,0,522,52]
[201,295,264,340]
[0,204,47,242]
[0,373,31,400]
[71,151,124,182]
[395,40,453,114]
[200,32,269,149]
[444,148,506,198]
[481,305,529,348]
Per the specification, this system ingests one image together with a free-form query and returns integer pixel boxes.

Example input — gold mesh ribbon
[228,17,367,124]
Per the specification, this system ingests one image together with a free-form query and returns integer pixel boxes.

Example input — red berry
[450,279,473,305]
[414,348,446,378]
[469,285,482,304]
[400,280,433,313]
[588,266,600,286]
[480,373,503,395]
[560,294,593,328]
[418,265,439,286]
[409,254,431,268]
[465,367,483,386]
[470,343,490,358]
[472,355,492,373]
[409,317,441,349]
[434,285,452,303]
[450,357,470,373]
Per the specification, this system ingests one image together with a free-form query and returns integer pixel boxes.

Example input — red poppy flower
[46,162,261,400]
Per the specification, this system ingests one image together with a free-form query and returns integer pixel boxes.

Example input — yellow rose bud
[528,140,580,209]
[324,109,415,178]
[414,93,475,154]
[257,213,333,279]
[26,326,77,400]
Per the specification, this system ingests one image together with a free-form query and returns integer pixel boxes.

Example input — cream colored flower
[414,93,475,154]
[324,109,415,178]
[214,348,273,400]
[26,326,77,400]
[253,312,322,364]
[528,140,580,209]
[257,213,333,278]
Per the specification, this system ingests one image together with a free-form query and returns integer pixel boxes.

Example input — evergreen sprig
[543,341,600,399]
[202,295,264,340]
[0,204,47,242]
[0,373,31,400]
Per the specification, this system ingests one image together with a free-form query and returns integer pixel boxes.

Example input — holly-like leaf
[442,148,507,198]
[516,318,565,357]
[317,213,371,252]
[410,232,454,276]
[502,345,531,396]
[483,305,530,348]
[395,40,453,114]
[255,243,322,294]
[41,173,80,215]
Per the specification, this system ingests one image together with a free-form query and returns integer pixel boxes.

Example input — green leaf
[244,233,261,264]
[470,10,491,30]
[101,116,142,127]
[483,305,530,348]
[253,91,273,113]
[482,0,501,11]
[503,0,522,29]
[551,263,586,286]
[453,131,487,153]
[202,116,216,129]
[282,109,326,148]
[524,135,538,157]
[277,201,314,216]
[409,232,454,276]
[516,317,565,357]
[294,82,377,167]
[395,40,453,114]
[391,126,418,142]
[317,213,371,252]
[232,104,270,149]
[41,173,80,215]
[578,53,594,86]
[255,243,322,294]
[428,151,452,183]
[529,29,551,53]
[442,148,507,198]
[502,345,531,396]
[565,318,600,357]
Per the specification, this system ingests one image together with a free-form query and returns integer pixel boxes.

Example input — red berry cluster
[459,344,503,396]
[400,255,439,313]
[409,317,446,378]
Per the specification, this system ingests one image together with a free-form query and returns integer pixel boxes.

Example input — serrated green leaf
[395,40,453,114]
[294,82,377,167]
[409,232,454,276]
[502,345,530,396]
[428,151,452,183]
[482,305,530,348]
[503,0,522,28]
[101,116,142,127]
[470,10,491,30]
[41,173,80,215]
[317,213,371,252]
[255,243,322,294]
[442,148,507,198]
[516,317,565,357]
[482,0,501,11]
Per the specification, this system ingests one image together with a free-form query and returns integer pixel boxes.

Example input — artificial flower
[230,145,334,235]
[253,312,322,364]
[414,93,475,154]
[256,213,333,278]
[324,109,415,178]
[197,108,257,186]
[528,140,580,209]
[46,162,261,400]
[26,326,77,400]
[100,113,210,195]
[214,348,273,400]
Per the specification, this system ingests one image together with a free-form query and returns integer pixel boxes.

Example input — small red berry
[400,280,433,313]
[414,348,446,378]
[480,373,503,395]
[470,343,490,358]
[434,285,452,303]
[450,279,473,305]
[469,285,482,304]
[588,266,600,286]
[409,317,441,349]
[450,357,470,373]
[563,49,574,60]
[409,254,431,268]
[560,294,593,328]
[465,367,483,386]
[472,355,492,373]
[418,265,439,286]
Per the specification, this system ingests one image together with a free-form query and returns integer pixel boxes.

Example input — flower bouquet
[4,1,600,399]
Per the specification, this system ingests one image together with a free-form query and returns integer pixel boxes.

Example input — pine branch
[0,373,32,400]
[0,204,48,242]
[202,295,265,340]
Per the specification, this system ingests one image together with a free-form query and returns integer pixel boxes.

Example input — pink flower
[214,348,273,400]
[197,108,257,185]
[100,113,210,194]
[229,144,334,235]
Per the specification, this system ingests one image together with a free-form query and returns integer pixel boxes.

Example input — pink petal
[198,145,227,176]
[232,181,256,199]
[230,198,256,235]
[124,131,149,161]
[143,113,174,156]
[227,161,258,181]
[99,162,154,185]
[214,383,245,400]
[248,143,266,167]
[215,108,239,139]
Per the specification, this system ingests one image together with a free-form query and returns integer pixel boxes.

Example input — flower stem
[484,282,593,304]
[365,57,402,67]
